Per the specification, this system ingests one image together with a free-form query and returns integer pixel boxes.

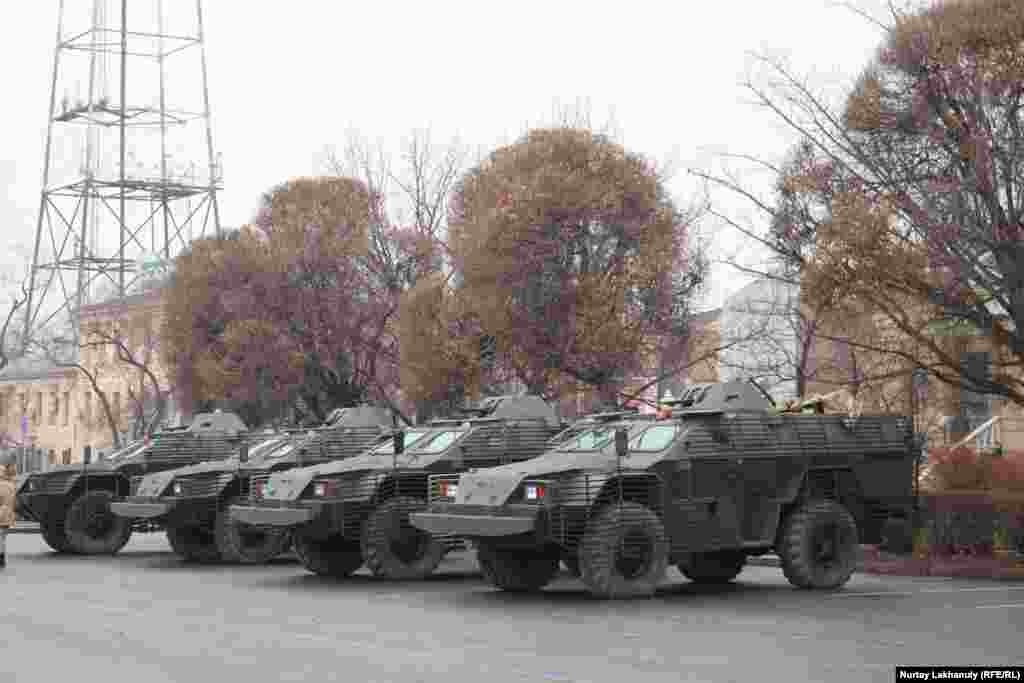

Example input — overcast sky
[0,0,894,311]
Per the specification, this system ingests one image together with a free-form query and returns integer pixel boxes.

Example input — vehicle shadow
[137,554,302,571]
[452,577,800,609]
[256,568,489,593]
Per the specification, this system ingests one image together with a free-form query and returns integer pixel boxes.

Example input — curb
[8,523,40,535]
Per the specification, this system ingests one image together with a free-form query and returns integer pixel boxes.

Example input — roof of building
[692,308,722,323]
[0,355,77,383]
[77,286,164,316]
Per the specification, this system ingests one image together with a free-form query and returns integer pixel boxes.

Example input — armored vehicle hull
[17,412,252,555]
[412,381,920,598]
[230,395,563,580]
[112,406,395,564]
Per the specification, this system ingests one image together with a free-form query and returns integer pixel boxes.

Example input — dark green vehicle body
[411,380,920,598]
[111,406,395,563]
[17,411,255,554]
[229,394,564,579]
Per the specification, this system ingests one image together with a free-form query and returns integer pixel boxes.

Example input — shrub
[990,450,1024,493]
[925,446,994,491]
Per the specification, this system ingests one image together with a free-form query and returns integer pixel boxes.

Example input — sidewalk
[746,545,1024,580]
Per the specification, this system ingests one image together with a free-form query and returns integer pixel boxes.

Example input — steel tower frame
[23,0,222,345]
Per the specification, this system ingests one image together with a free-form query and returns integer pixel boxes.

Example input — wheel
[40,512,75,554]
[64,490,133,555]
[214,495,290,564]
[578,502,669,599]
[293,531,364,577]
[361,496,445,580]
[679,550,747,584]
[166,524,221,563]
[777,499,859,589]
[477,543,560,592]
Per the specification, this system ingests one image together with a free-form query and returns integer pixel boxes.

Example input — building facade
[0,287,177,467]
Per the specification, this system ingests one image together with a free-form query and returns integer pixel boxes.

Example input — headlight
[27,479,37,492]
[172,481,183,496]
[522,480,550,502]
[311,480,337,498]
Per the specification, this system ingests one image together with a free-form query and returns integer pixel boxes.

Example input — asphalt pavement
[1,533,1022,683]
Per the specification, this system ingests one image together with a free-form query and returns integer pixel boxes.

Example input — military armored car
[18,411,257,554]
[111,406,395,563]
[230,394,562,580]
[411,380,920,599]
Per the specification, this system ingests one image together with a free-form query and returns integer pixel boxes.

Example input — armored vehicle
[230,394,562,580]
[112,406,394,563]
[411,380,920,599]
[18,411,256,554]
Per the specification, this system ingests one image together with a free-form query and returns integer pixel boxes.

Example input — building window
[113,391,121,427]
[0,393,5,421]
[50,392,59,426]
[84,391,92,423]
[63,392,70,426]
[36,392,42,424]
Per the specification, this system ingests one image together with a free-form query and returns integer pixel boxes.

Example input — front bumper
[410,504,542,537]
[111,498,176,519]
[230,504,316,527]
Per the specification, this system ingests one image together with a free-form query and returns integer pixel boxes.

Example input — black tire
[214,495,290,564]
[293,532,364,577]
[477,543,560,592]
[166,524,221,563]
[578,502,669,599]
[361,496,445,580]
[41,513,75,554]
[679,550,747,584]
[778,499,859,589]
[64,490,133,555]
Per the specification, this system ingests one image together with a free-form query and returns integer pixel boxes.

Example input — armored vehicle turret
[229,394,563,580]
[17,411,262,554]
[111,405,394,564]
[411,380,920,599]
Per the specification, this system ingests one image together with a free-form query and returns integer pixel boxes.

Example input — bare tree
[84,320,169,439]
[0,275,30,375]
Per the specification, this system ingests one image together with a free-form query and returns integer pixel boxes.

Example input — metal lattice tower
[23,0,222,344]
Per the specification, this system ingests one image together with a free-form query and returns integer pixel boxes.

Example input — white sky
[0,0,894,311]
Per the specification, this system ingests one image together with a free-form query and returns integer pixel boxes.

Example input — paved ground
[2,533,1023,683]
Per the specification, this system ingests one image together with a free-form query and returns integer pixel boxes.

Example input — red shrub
[926,446,993,491]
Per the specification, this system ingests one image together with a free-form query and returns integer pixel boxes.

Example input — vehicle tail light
[251,481,264,499]
[524,483,545,501]
[439,481,459,498]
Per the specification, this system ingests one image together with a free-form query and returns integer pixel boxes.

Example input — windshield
[627,423,682,452]
[248,436,289,458]
[410,429,466,454]
[107,442,149,461]
[369,429,431,455]
[260,439,301,459]
[556,422,648,451]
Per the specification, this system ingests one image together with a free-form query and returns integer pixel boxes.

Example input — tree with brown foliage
[694,0,1024,412]
[447,127,707,404]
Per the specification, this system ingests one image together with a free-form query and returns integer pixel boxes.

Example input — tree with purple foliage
[448,127,708,404]
[695,0,1024,411]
